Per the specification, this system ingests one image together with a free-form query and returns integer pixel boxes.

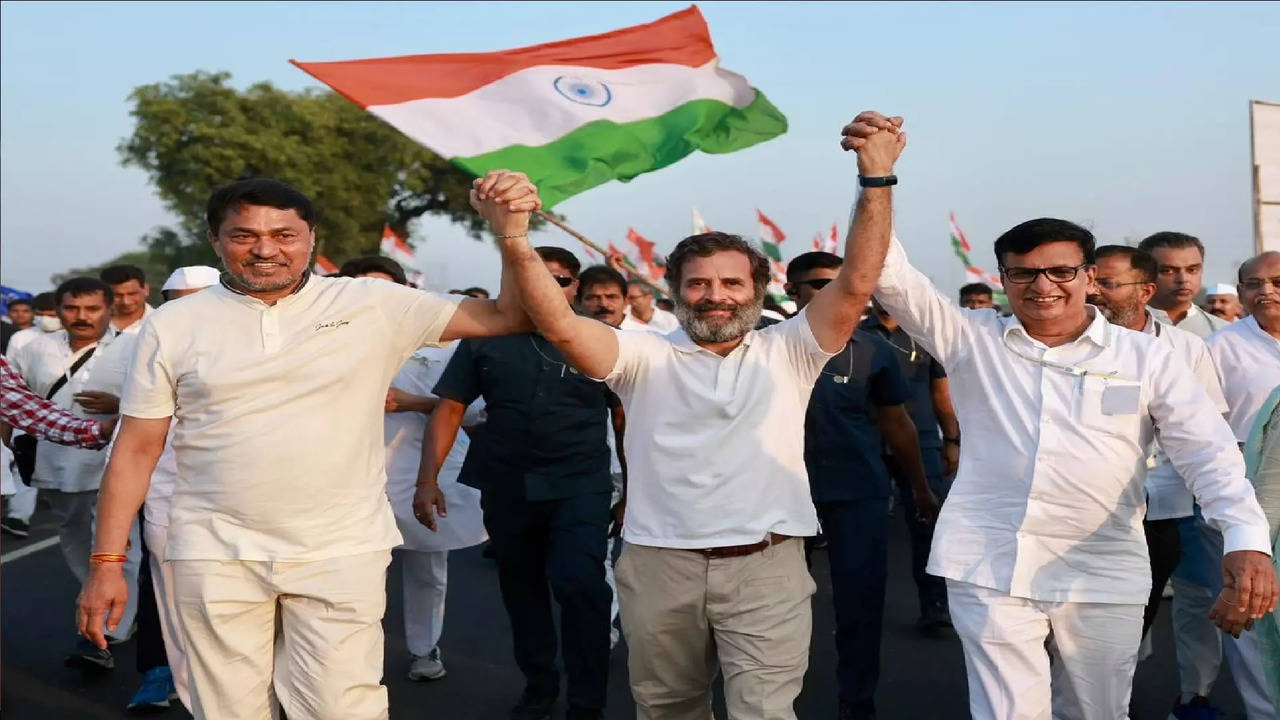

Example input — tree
[117,70,525,264]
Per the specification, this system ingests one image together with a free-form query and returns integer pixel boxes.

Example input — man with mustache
[848,113,1274,720]
[77,177,537,720]
[8,277,136,668]
[1204,282,1244,323]
[416,248,623,720]
[473,114,907,718]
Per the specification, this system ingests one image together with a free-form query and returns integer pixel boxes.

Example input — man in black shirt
[417,246,618,720]
[862,299,962,631]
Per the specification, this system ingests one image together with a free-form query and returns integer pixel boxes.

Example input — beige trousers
[615,538,816,720]
[171,550,392,720]
[143,521,190,710]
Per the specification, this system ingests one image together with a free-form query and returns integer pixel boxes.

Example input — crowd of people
[1,110,1278,720]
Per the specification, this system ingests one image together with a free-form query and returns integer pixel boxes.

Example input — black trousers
[482,491,612,710]
[816,499,890,714]
[135,512,168,674]
[1141,517,1182,636]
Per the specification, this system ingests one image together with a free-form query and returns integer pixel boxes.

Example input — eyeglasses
[1240,278,1280,292]
[552,275,576,288]
[1094,279,1151,291]
[792,278,833,290]
[999,264,1089,284]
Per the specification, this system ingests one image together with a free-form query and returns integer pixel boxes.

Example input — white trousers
[1172,516,1278,718]
[399,549,447,657]
[947,580,1143,720]
[605,537,620,625]
[4,483,37,522]
[171,550,392,720]
[46,489,140,641]
[143,521,191,710]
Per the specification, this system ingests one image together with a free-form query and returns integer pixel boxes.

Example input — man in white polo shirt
[847,113,1275,720]
[469,117,905,719]
[76,177,536,720]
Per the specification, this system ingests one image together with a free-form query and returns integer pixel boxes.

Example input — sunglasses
[999,264,1088,284]
[792,278,833,290]
[552,275,576,288]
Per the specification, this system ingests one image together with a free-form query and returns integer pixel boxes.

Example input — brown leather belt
[689,533,791,559]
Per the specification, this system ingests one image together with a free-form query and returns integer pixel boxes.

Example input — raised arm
[440,236,536,341]
[802,111,907,352]
[473,170,619,379]
[77,414,171,649]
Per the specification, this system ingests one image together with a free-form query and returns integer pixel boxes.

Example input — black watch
[859,175,898,188]
[943,436,961,446]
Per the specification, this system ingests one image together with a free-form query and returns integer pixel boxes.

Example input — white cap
[1205,283,1238,297]
[161,265,221,292]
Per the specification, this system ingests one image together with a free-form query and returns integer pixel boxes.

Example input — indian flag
[757,209,786,262]
[380,225,417,266]
[291,6,787,209]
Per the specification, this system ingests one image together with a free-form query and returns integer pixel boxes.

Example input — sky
[3,1,1278,297]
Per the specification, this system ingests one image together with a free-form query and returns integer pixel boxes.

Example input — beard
[221,257,302,293]
[674,293,764,344]
[1091,296,1143,328]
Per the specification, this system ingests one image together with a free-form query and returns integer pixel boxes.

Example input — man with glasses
[847,110,1275,720]
[417,246,621,720]
[1086,247,1228,659]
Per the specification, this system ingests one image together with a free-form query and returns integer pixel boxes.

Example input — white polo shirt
[876,236,1270,604]
[602,308,832,548]
[121,276,461,562]
[1207,315,1280,442]
[620,307,681,334]
[1143,314,1228,521]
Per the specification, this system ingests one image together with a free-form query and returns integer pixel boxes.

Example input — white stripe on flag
[369,60,754,160]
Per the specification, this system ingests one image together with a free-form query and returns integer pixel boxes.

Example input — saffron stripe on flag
[290,7,715,107]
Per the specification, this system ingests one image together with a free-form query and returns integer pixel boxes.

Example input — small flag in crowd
[691,207,712,235]
[292,6,787,209]
[380,225,418,267]
[948,212,1002,288]
[313,254,339,276]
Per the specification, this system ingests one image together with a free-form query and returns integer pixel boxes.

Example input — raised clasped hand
[470,169,543,238]
[840,111,907,177]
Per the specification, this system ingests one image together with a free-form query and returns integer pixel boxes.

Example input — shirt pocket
[1078,376,1142,438]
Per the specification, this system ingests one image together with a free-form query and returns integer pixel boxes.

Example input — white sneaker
[408,647,447,681]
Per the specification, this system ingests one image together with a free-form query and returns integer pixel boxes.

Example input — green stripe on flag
[452,92,787,208]
[761,241,783,262]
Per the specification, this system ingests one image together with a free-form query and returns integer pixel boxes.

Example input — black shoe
[838,701,876,720]
[566,707,604,720]
[65,637,114,673]
[510,690,555,720]
[916,602,953,634]
[0,517,30,537]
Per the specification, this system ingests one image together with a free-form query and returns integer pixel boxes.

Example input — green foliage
[117,70,520,265]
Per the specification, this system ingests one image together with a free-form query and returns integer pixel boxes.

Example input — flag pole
[534,210,668,297]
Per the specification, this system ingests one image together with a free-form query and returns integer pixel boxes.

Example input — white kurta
[384,344,487,552]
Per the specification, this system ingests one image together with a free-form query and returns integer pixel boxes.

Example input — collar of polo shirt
[667,326,760,354]
[1000,305,1111,349]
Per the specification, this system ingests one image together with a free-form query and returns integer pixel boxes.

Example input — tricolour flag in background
[380,225,417,267]
[313,254,339,276]
[292,6,787,209]
[691,206,712,235]
[947,212,1002,288]
[757,209,785,262]
[627,228,656,264]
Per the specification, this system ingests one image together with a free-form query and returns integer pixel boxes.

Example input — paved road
[1,501,1247,719]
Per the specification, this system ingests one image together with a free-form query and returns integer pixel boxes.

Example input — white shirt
[876,237,1270,604]
[1149,303,1229,339]
[602,308,832,548]
[12,331,108,492]
[384,345,487,552]
[5,326,46,359]
[1207,315,1280,442]
[121,276,461,562]
[620,307,681,334]
[1141,314,1229,521]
